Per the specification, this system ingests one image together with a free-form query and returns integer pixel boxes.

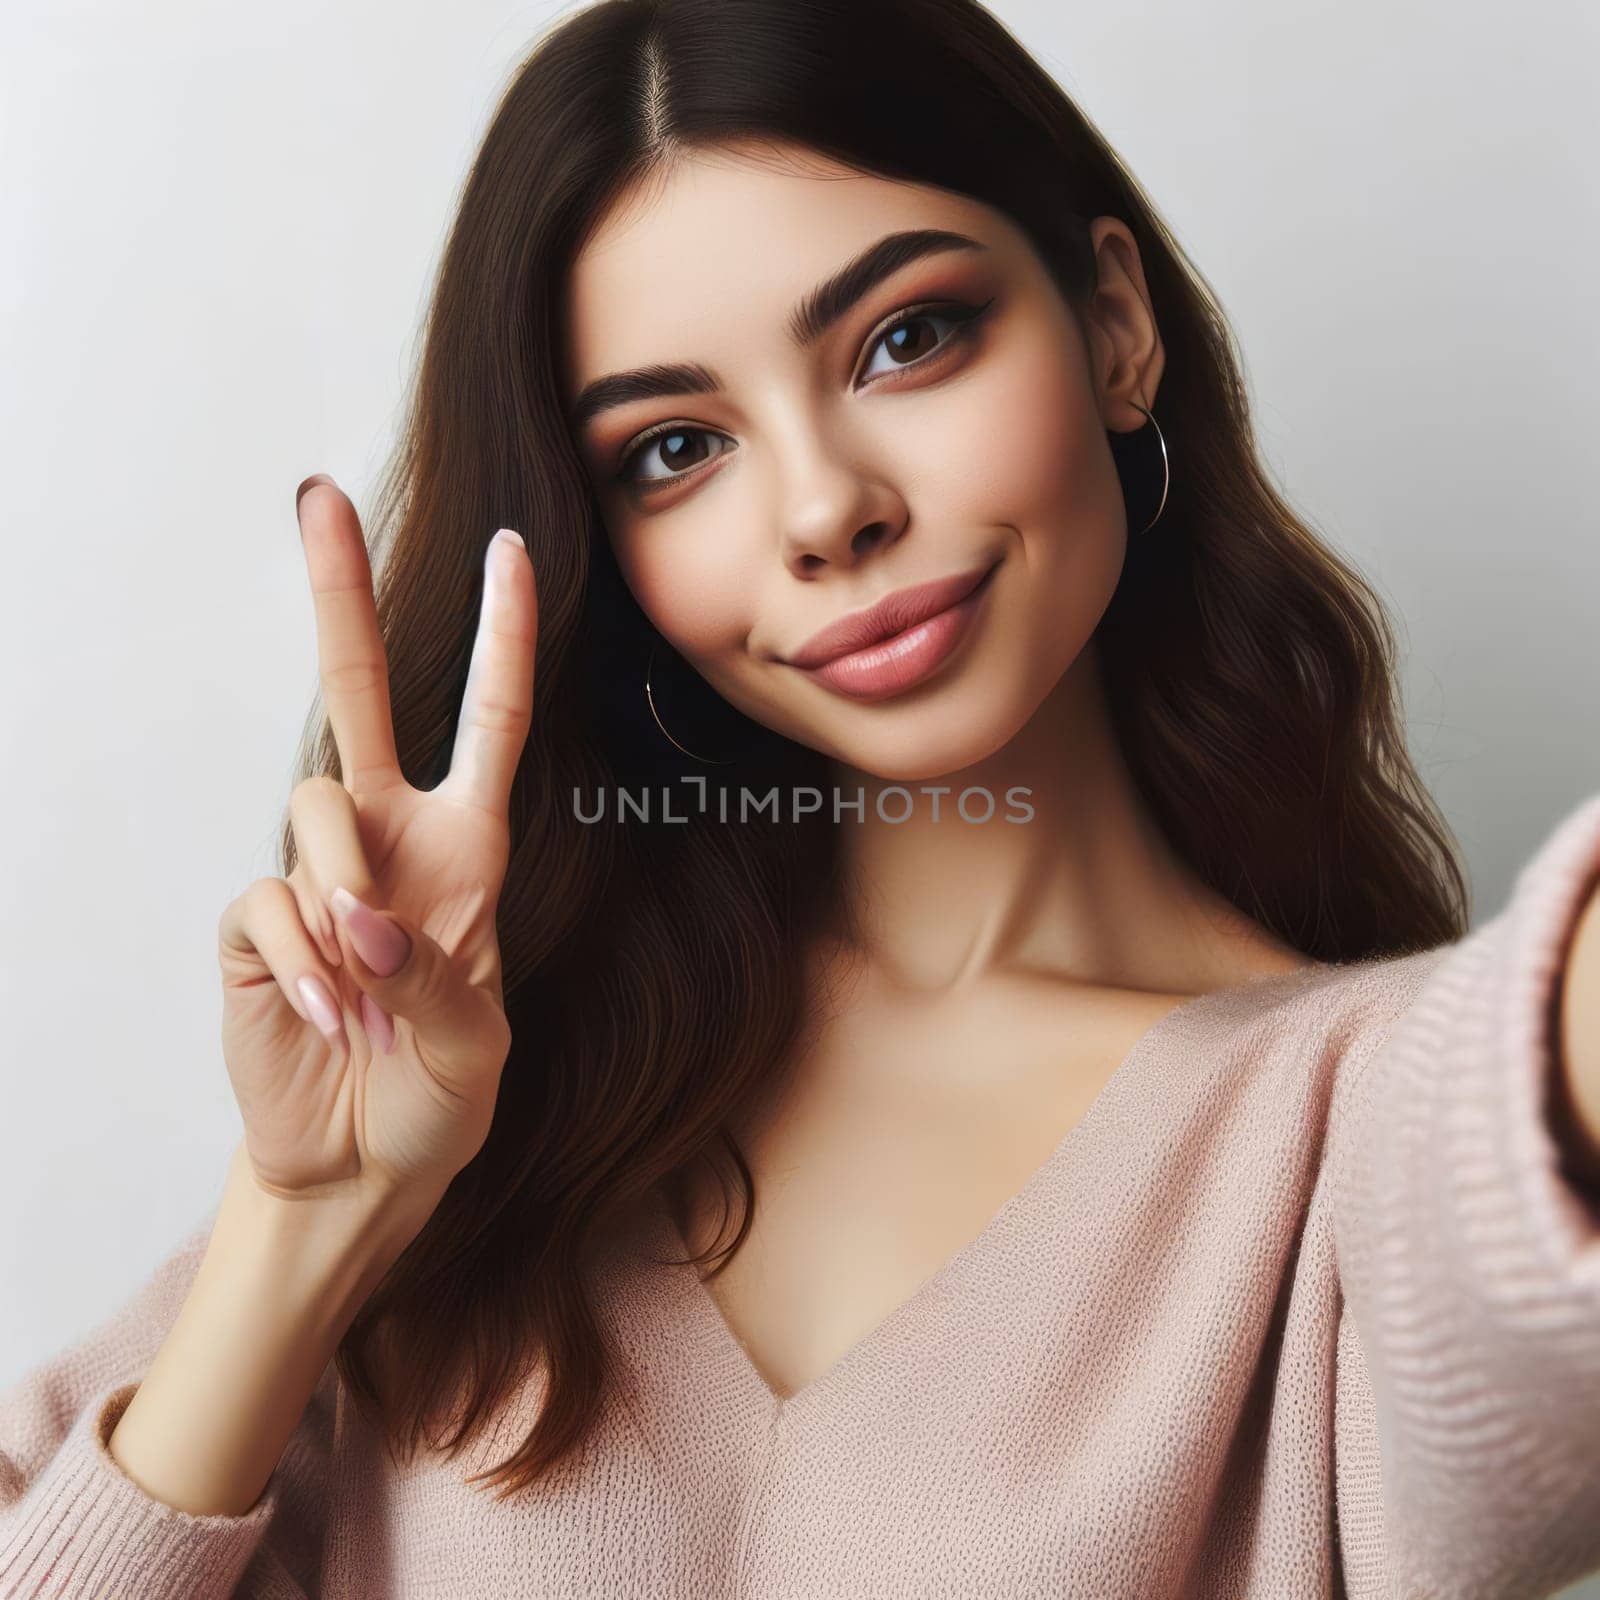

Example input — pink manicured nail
[329,885,412,976]
[296,974,345,1042]
[361,992,396,1054]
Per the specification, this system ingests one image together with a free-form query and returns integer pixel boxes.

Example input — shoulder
[1172,947,1455,1136]
[1309,947,1455,1091]
[1246,945,1450,1044]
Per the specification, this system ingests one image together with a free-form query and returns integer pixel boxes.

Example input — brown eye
[617,426,733,489]
[857,298,993,383]
[880,317,942,364]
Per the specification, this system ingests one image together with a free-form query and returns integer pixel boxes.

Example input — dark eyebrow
[567,228,987,431]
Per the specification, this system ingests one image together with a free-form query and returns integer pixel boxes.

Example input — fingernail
[360,992,396,1054]
[491,527,524,553]
[295,472,337,512]
[329,885,412,976]
[296,974,345,1042]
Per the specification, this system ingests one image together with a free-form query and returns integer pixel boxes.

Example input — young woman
[4,0,1598,1595]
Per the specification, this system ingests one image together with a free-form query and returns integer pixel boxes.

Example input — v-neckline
[652,961,1332,1416]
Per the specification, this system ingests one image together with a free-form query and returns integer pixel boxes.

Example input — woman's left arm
[1329,788,1600,1600]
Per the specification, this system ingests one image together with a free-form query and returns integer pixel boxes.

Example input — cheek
[922,331,1119,542]
[611,510,764,660]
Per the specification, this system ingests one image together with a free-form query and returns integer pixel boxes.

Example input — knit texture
[4,790,1600,1599]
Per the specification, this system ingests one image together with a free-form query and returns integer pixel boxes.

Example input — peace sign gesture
[217,476,536,1212]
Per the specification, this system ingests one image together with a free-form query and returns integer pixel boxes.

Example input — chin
[825,697,1032,786]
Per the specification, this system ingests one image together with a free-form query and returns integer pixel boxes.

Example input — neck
[822,639,1296,998]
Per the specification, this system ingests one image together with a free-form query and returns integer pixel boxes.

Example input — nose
[775,436,909,579]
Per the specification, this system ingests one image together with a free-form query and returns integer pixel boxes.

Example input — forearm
[106,1143,433,1517]
[1552,879,1600,1193]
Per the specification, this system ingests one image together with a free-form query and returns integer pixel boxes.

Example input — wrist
[216,1143,439,1342]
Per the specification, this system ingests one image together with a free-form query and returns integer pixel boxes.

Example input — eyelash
[612,296,996,492]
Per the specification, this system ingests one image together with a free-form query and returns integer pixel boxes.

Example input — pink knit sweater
[5,792,1600,1600]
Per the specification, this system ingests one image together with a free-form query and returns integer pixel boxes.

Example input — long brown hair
[278,0,1469,1497]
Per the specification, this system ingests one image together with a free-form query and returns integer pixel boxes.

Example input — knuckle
[342,763,402,796]
[291,773,344,809]
[468,696,532,738]
[239,875,286,915]
[321,657,386,698]
[220,876,295,956]
[409,945,454,1012]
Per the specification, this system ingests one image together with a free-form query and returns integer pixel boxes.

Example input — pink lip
[787,560,1000,703]
[785,562,999,668]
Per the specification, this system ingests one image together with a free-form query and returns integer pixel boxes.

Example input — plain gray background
[3,0,1597,1589]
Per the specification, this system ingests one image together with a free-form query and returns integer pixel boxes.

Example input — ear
[1084,216,1166,433]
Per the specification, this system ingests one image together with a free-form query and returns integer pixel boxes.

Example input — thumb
[329,885,504,1095]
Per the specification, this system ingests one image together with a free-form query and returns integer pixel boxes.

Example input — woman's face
[563,140,1163,782]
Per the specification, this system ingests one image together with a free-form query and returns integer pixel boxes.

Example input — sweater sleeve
[1329,787,1600,1600]
[0,1216,334,1600]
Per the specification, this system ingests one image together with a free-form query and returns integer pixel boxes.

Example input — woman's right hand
[216,475,537,1214]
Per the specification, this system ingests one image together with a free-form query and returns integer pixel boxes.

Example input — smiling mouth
[787,558,1001,704]
[784,559,1000,668]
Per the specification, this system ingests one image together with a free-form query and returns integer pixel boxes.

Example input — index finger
[295,475,403,794]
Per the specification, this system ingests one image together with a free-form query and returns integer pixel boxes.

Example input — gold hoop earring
[1128,399,1170,535]
[644,642,735,766]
